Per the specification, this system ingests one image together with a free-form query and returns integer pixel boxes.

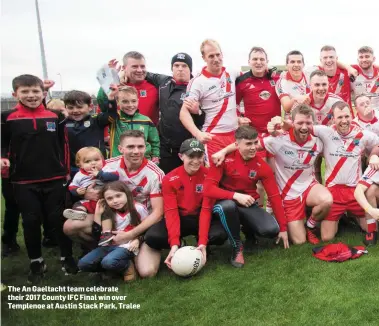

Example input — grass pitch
[1,202,379,326]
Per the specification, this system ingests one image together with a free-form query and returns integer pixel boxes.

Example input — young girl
[78,181,148,281]
[63,147,118,221]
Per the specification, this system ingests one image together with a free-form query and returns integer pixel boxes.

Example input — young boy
[107,85,160,162]
[63,90,118,178]
[1,74,76,283]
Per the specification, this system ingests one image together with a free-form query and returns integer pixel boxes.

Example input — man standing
[276,50,310,118]
[351,46,379,110]
[64,130,164,278]
[236,47,281,138]
[180,39,242,166]
[97,51,159,125]
[312,45,354,110]
[146,53,204,173]
[144,138,227,268]
[204,126,288,268]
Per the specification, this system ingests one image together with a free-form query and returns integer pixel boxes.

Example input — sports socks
[367,219,377,233]
[306,216,317,229]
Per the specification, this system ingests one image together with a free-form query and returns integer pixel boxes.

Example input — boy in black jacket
[1,74,76,283]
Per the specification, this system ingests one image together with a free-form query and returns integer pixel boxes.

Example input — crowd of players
[1,39,379,283]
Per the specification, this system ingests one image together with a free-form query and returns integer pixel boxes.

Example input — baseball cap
[179,138,205,156]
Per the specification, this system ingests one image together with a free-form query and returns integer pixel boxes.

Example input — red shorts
[76,200,97,214]
[325,185,365,221]
[283,182,317,222]
[205,131,235,167]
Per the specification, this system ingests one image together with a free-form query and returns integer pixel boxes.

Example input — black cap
[171,53,193,72]
[179,138,205,156]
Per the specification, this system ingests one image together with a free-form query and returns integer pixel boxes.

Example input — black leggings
[145,215,227,250]
[13,179,72,259]
[213,200,279,248]
[1,177,20,244]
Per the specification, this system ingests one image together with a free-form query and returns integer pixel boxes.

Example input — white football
[171,246,204,277]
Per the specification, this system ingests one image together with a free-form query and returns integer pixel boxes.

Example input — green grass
[2,201,379,326]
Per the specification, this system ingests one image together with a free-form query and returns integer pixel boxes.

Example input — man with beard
[264,105,332,244]
[204,126,288,268]
[350,46,379,111]
[269,102,379,244]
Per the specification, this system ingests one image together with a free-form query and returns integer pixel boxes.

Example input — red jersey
[236,71,281,134]
[162,165,214,246]
[204,151,287,231]
[126,80,159,125]
[319,66,352,109]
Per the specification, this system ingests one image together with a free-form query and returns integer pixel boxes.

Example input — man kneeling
[204,126,288,268]
[144,139,227,268]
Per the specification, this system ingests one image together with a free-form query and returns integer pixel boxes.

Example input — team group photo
[1,0,379,325]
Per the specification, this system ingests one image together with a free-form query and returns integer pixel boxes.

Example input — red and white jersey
[262,129,323,200]
[358,166,379,188]
[351,64,379,111]
[309,92,343,125]
[352,115,379,135]
[351,65,379,96]
[102,156,164,212]
[68,169,96,191]
[305,66,352,108]
[275,72,310,100]
[186,67,238,134]
[313,125,379,187]
[114,202,149,252]
[114,202,149,232]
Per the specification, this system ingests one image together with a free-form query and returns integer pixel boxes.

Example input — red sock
[367,219,377,233]
[306,216,317,229]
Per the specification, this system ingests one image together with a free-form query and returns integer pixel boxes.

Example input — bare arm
[112,197,164,244]
[180,100,213,143]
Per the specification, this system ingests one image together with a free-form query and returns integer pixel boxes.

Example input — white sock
[31,257,43,263]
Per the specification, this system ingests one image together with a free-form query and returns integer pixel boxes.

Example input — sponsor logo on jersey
[248,170,257,178]
[195,184,203,193]
[338,79,344,86]
[169,175,179,182]
[46,121,56,132]
[284,150,294,155]
[259,90,271,100]
[140,90,147,97]
[208,85,216,91]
